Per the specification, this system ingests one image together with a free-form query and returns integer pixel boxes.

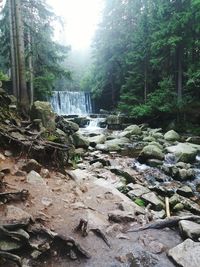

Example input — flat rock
[127,184,150,198]
[141,192,164,211]
[168,239,200,267]
[177,185,194,197]
[4,205,32,223]
[179,220,200,240]
[108,210,136,223]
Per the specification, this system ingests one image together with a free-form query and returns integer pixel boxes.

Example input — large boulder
[179,220,200,240]
[168,239,200,267]
[139,144,164,161]
[31,101,56,131]
[72,132,89,148]
[56,116,79,134]
[104,137,129,152]
[166,143,200,163]
[124,125,142,135]
[164,130,180,141]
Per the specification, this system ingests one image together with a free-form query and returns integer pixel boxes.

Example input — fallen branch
[165,197,170,218]
[126,215,200,232]
[90,228,110,248]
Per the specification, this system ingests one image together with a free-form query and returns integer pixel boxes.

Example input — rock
[104,137,129,151]
[5,205,32,223]
[90,158,110,167]
[0,167,11,174]
[139,144,164,161]
[22,159,42,173]
[14,170,26,176]
[27,171,45,185]
[96,144,109,152]
[141,192,164,211]
[178,168,195,180]
[124,125,142,135]
[147,159,163,167]
[42,197,53,207]
[40,168,50,178]
[177,186,194,197]
[56,116,79,134]
[166,143,200,163]
[4,150,13,157]
[88,134,106,147]
[143,136,156,142]
[169,193,200,214]
[110,168,135,184]
[173,203,184,212]
[0,153,6,161]
[106,115,123,130]
[164,130,180,141]
[108,210,136,223]
[127,184,150,198]
[168,239,200,267]
[91,162,103,169]
[72,132,89,148]
[151,210,166,219]
[179,220,200,240]
[31,101,56,130]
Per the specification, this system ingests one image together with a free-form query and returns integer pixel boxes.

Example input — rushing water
[51,91,92,115]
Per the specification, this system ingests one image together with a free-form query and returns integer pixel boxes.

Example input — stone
[168,239,200,267]
[106,115,123,129]
[186,136,200,145]
[124,125,142,135]
[143,136,156,142]
[104,137,129,151]
[127,184,150,198]
[164,130,180,141]
[170,193,200,214]
[177,186,194,197]
[27,171,45,185]
[0,240,22,251]
[141,192,164,211]
[40,168,50,178]
[22,159,42,173]
[147,159,163,168]
[56,116,79,134]
[96,144,109,152]
[108,210,136,223]
[166,143,200,163]
[88,134,106,147]
[5,205,32,223]
[0,153,6,161]
[139,144,164,161]
[179,220,200,240]
[178,168,195,180]
[72,132,89,148]
[31,101,56,130]
[173,203,184,212]
[91,162,103,169]
[110,168,135,184]
[151,210,166,219]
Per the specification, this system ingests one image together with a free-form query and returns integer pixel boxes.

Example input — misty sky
[47,0,103,50]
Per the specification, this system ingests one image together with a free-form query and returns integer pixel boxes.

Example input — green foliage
[134,198,146,207]
[0,70,9,81]
[89,0,200,120]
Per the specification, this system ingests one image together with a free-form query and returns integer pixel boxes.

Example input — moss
[134,198,146,207]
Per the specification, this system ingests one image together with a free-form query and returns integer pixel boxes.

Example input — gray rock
[5,205,32,223]
[139,144,164,161]
[143,136,156,142]
[141,192,164,211]
[173,203,184,212]
[31,101,56,130]
[27,171,45,185]
[108,210,136,223]
[177,186,194,197]
[0,240,22,251]
[88,134,106,147]
[166,143,200,163]
[127,184,150,198]
[22,159,42,173]
[164,130,180,141]
[147,159,163,167]
[169,193,200,214]
[40,168,50,178]
[168,239,200,267]
[96,144,109,152]
[179,220,200,240]
[124,125,142,135]
[72,132,89,148]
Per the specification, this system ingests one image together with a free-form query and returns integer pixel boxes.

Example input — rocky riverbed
[0,93,200,266]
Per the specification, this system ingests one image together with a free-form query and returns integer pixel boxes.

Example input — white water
[51,91,92,115]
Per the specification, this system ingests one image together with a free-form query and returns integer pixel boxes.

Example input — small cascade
[51,91,92,115]
[87,117,106,129]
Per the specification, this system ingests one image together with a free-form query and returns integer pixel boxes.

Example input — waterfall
[50,91,92,115]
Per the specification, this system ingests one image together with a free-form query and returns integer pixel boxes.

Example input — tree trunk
[14,0,29,110]
[11,0,20,99]
[144,57,148,103]
[177,45,183,103]
[8,0,17,97]
[28,29,34,105]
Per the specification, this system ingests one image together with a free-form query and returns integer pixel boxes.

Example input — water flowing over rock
[51,91,92,115]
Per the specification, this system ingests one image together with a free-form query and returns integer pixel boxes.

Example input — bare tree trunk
[14,0,29,110]
[144,57,148,103]
[177,46,183,103]
[28,29,34,105]
[11,0,20,99]
[8,0,17,97]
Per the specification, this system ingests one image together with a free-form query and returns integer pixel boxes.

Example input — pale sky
[47,0,103,51]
